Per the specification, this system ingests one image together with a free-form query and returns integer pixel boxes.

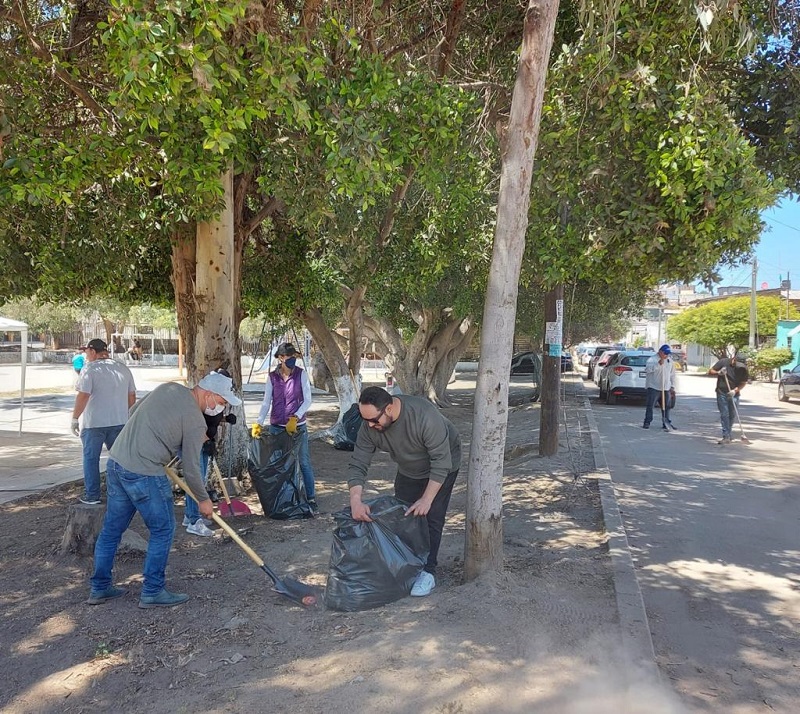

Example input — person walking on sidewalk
[347,386,462,598]
[87,371,242,609]
[708,351,749,444]
[643,344,677,431]
[253,342,318,513]
[71,339,137,505]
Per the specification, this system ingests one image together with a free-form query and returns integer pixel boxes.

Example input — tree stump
[59,503,105,557]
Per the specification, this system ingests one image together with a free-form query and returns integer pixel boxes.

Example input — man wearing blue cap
[643,345,677,431]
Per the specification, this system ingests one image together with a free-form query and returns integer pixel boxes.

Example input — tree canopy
[667,295,799,357]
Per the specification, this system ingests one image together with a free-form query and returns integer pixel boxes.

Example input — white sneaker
[182,516,212,527]
[186,520,214,537]
[410,571,435,597]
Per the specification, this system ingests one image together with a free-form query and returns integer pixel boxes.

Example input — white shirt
[644,355,676,391]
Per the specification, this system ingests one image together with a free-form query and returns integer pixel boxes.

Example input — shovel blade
[260,564,319,607]
[217,499,252,517]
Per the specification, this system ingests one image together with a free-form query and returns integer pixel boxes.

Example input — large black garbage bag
[332,403,363,451]
[324,495,430,611]
[248,430,313,520]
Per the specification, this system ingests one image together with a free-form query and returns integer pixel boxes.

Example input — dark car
[587,345,614,381]
[561,351,574,373]
[510,352,542,375]
[778,364,800,402]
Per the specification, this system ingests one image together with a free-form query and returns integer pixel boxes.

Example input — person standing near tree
[643,344,677,431]
[87,371,241,608]
[71,339,137,505]
[253,342,318,513]
[347,386,462,598]
[708,351,749,444]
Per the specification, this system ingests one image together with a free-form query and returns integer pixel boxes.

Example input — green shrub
[749,347,793,382]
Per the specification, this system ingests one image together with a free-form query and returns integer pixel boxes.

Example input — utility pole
[749,258,757,349]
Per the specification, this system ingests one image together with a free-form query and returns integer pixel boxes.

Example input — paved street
[588,369,800,712]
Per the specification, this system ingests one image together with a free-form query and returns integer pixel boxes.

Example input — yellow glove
[286,416,298,435]
[250,423,262,439]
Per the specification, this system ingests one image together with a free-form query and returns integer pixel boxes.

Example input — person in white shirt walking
[71,339,137,504]
[643,344,677,431]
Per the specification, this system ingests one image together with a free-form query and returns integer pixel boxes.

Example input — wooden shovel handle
[211,458,233,506]
[164,464,265,568]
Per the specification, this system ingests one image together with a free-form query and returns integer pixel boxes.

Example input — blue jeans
[81,425,124,501]
[184,451,209,523]
[90,460,176,597]
[268,423,315,500]
[716,391,739,438]
[643,388,671,426]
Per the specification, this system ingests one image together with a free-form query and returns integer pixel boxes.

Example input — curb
[578,382,659,675]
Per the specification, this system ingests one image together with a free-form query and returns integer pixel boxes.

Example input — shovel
[211,457,252,517]
[165,463,319,607]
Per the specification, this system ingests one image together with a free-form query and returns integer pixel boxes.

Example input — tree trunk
[426,319,476,406]
[59,503,105,557]
[464,0,559,582]
[195,166,237,380]
[539,284,563,456]
[302,306,359,415]
[345,285,367,381]
[170,165,248,478]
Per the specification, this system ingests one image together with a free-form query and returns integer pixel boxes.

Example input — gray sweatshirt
[110,383,207,500]
[348,395,461,489]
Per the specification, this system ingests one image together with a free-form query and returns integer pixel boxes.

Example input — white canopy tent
[0,316,28,435]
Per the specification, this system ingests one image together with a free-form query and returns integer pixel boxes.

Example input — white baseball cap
[198,372,242,406]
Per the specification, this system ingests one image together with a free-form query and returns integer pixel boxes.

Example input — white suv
[598,350,653,405]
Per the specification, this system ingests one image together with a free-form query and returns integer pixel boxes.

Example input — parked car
[670,349,687,372]
[592,350,619,385]
[561,351,574,373]
[587,345,615,381]
[598,350,652,404]
[510,351,542,375]
[778,364,800,402]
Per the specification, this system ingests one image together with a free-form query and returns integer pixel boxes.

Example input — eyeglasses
[361,404,388,425]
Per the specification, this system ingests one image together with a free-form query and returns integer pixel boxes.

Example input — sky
[711,196,800,291]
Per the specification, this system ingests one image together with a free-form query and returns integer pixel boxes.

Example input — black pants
[394,469,458,575]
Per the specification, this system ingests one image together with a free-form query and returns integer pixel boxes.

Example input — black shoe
[308,499,320,515]
[669,423,677,431]
[662,425,670,432]
[642,423,650,429]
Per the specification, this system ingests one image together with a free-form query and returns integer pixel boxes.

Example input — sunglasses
[362,404,388,425]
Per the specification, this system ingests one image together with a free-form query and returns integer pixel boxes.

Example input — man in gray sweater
[348,386,461,597]
[87,371,241,609]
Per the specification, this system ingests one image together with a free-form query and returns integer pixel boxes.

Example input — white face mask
[204,396,225,416]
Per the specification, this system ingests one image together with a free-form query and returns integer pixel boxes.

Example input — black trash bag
[333,403,363,451]
[248,430,313,520]
[324,495,430,611]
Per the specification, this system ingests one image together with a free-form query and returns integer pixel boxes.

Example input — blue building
[775,320,800,371]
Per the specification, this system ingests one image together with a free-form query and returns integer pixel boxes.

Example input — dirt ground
[0,378,668,714]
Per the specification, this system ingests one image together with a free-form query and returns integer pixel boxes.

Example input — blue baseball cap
[658,344,672,355]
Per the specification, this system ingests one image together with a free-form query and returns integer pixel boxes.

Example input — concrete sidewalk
[0,364,274,503]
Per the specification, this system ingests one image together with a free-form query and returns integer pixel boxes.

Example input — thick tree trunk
[539,284,563,456]
[171,166,248,479]
[465,0,559,582]
[194,166,237,380]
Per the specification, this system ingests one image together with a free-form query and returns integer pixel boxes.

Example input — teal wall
[776,320,800,371]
